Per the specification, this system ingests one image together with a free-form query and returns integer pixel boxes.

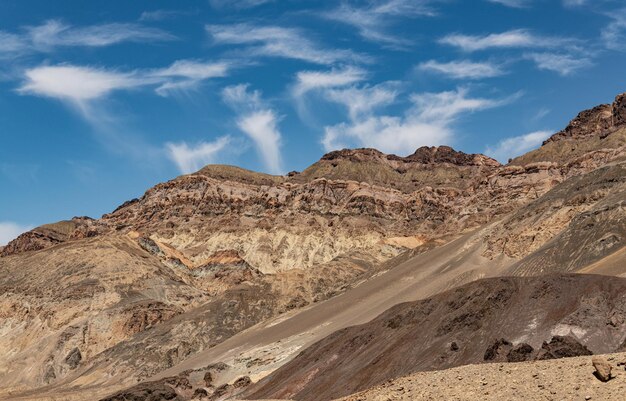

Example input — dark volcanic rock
[211,383,231,398]
[99,379,183,401]
[233,375,252,388]
[484,338,513,362]
[64,347,82,369]
[536,335,593,360]
[507,343,534,362]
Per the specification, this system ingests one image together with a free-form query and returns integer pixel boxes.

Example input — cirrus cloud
[323,88,516,155]
[417,59,505,79]
[0,222,32,246]
[166,137,231,174]
[222,84,284,174]
[484,130,553,162]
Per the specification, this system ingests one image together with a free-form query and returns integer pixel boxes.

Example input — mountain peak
[544,92,626,145]
[319,146,499,167]
[405,146,500,167]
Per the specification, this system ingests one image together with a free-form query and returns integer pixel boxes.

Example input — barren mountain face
[246,274,626,401]
[0,93,625,401]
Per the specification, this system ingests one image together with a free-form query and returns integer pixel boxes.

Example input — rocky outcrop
[100,378,185,401]
[404,146,501,166]
[484,338,513,362]
[544,104,613,144]
[544,93,626,145]
[0,217,100,257]
[536,336,593,360]
[319,146,500,167]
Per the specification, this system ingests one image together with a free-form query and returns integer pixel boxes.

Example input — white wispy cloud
[237,110,283,174]
[293,66,367,96]
[323,88,514,155]
[322,0,437,47]
[206,23,368,65]
[26,20,175,49]
[489,0,589,8]
[18,62,233,164]
[0,222,32,246]
[484,130,552,162]
[325,82,399,120]
[0,32,27,55]
[209,0,274,9]
[486,0,530,8]
[151,60,230,96]
[139,9,191,21]
[166,136,231,174]
[602,8,626,51]
[19,61,231,105]
[524,52,592,75]
[417,59,505,79]
[439,29,578,52]
[222,84,284,174]
[18,65,144,104]
[0,20,175,58]
[562,0,588,7]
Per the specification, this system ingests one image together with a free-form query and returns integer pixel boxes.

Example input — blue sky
[1,0,626,244]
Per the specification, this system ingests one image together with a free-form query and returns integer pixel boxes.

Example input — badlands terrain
[0,92,625,400]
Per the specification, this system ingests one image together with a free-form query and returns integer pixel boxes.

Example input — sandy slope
[338,353,626,401]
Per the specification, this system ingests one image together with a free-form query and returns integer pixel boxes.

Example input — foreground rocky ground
[338,353,626,401]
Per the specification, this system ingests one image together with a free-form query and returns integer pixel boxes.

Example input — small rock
[203,371,213,386]
[585,396,592,400]
[233,375,252,388]
[592,357,613,382]
[450,342,459,351]
[64,347,82,370]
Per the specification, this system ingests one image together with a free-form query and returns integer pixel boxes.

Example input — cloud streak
[485,130,552,162]
[166,137,231,174]
[206,23,368,65]
[524,52,592,75]
[417,59,505,79]
[223,84,284,174]
[323,88,514,155]
[0,20,174,57]
[602,8,626,51]
[19,61,231,105]
[293,66,367,96]
[322,0,438,47]
[0,222,32,246]
[439,29,579,52]
[486,0,530,8]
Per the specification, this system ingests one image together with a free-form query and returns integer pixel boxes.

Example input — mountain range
[0,92,625,401]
